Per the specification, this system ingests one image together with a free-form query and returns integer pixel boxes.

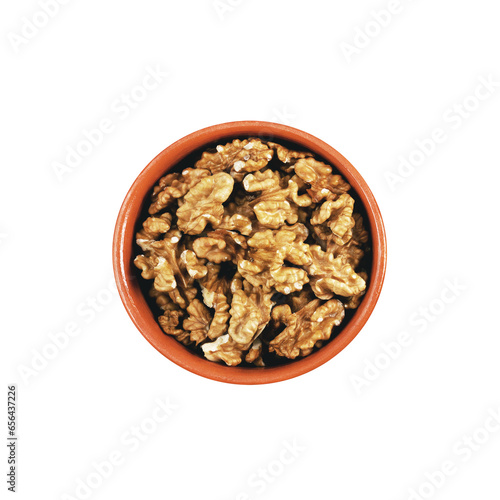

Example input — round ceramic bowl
[113,121,387,384]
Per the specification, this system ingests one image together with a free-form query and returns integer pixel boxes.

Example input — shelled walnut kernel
[134,138,370,366]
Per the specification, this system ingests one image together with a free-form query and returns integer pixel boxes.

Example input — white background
[1,0,500,499]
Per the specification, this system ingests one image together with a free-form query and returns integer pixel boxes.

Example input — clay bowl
[113,121,387,384]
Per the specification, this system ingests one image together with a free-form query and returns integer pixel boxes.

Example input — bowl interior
[113,121,387,384]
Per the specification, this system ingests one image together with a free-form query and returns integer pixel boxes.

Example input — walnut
[212,196,257,235]
[214,212,253,235]
[268,142,313,166]
[195,138,274,175]
[329,240,365,269]
[134,229,197,308]
[238,227,310,294]
[269,299,345,359]
[176,173,234,234]
[198,263,223,308]
[148,287,179,312]
[207,290,230,340]
[167,286,198,310]
[243,169,281,192]
[271,304,292,328]
[290,287,316,313]
[134,254,156,281]
[158,310,191,346]
[153,256,178,292]
[326,214,368,268]
[192,229,247,264]
[134,137,371,367]
[183,299,212,345]
[149,168,210,214]
[294,157,350,203]
[311,193,355,246]
[243,169,302,229]
[352,213,369,245]
[228,288,274,345]
[201,334,246,366]
[286,221,310,243]
[344,272,368,309]
[136,226,182,253]
[245,339,264,366]
[191,263,231,340]
[134,242,179,293]
[137,213,172,241]
[230,272,243,294]
[288,176,313,207]
[304,245,366,299]
[180,250,207,279]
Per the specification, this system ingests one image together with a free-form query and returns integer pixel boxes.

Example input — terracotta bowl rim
[112,120,387,385]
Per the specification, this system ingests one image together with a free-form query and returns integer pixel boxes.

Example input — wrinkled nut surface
[304,245,366,299]
[268,142,313,166]
[238,227,311,294]
[176,173,234,234]
[294,157,350,203]
[270,299,346,359]
[195,138,274,175]
[134,138,370,365]
[228,288,273,344]
[149,168,210,215]
[183,299,211,345]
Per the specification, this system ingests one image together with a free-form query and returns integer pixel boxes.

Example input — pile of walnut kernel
[134,138,370,366]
